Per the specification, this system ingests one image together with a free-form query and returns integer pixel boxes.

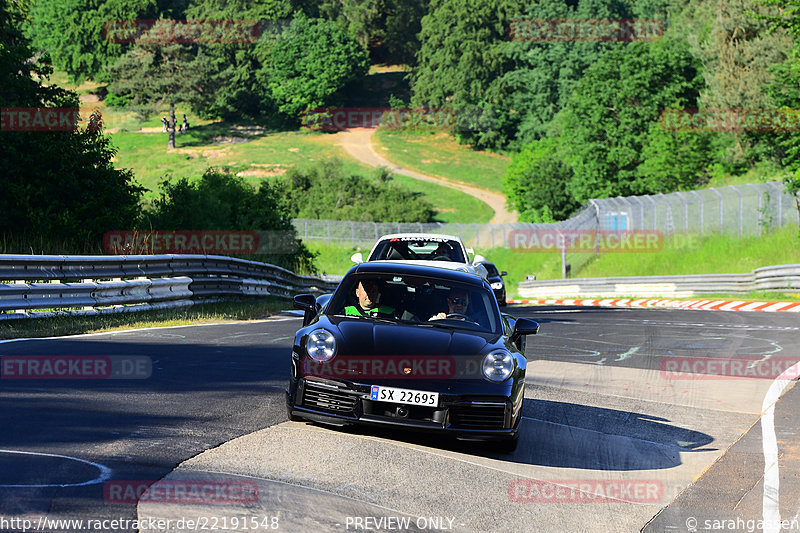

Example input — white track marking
[761,362,800,532]
[0,449,112,487]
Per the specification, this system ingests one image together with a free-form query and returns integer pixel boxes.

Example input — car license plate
[370,385,438,407]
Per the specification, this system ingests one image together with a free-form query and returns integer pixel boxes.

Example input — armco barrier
[518,264,800,299]
[0,254,338,319]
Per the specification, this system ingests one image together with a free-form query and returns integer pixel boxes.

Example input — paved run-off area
[1,306,798,532]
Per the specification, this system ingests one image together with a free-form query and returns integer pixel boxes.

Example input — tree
[257,13,369,119]
[696,0,792,164]
[106,22,207,117]
[493,0,649,150]
[145,168,315,271]
[277,159,435,222]
[561,39,705,202]
[410,0,525,149]
[0,1,142,251]
[317,0,428,65]
[503,138,579,222]
[26,0,164,81]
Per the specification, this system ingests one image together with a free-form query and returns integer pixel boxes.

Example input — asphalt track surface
[1,306,799,533]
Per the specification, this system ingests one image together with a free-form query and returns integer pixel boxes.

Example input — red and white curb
[506,298,800,313]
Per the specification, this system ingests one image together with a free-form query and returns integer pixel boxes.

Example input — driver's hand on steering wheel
[429,312,447,321]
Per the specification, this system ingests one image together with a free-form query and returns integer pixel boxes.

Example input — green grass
[111,128,374,199]
[373,130,510,193]
[0,298,286,340]
[575,225,800,279]
[300,225,800,298]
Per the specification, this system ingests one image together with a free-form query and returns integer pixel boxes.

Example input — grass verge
[373,130,510,193]
[302,225,800,298]
[0,298,286,340]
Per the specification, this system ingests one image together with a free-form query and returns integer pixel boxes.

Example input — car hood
[327,316,496,356]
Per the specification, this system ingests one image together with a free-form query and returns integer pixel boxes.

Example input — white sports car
[350,233,489,279]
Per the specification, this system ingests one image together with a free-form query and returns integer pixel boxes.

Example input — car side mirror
[472,254,486,265]
[500,271,508,277]
[351,252,363,263]
[510,317,539,352]
[293,294,317,325]
[513,317,539,336]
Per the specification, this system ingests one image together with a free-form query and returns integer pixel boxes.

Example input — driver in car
[345,279,397,317]
[430,288,470,321]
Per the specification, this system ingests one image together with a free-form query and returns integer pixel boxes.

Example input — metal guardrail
[518,264,800,299]
[0,254,339,319]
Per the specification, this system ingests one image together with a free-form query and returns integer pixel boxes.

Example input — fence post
[769,182,783,228]
[709,187,723,233]
[351,221,355,246]
[674,191,689,234]
[327,220,331,244]
[304,219,308,241]
[628,195,645,230]
[690,190,703,235]
[747,183,763,236]
[642,195,657,230]
[730,186,743,236]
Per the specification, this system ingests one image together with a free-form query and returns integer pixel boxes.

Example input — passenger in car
[345,279,396,317]
[429,288,470,321]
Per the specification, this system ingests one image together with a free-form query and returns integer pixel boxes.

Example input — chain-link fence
[292,181,800,276]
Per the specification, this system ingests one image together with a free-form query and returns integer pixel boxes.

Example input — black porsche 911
[287,262,539,451]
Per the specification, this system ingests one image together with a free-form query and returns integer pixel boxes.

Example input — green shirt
[345,304,395,317]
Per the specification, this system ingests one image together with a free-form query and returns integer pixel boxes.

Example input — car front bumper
[287,377,521,441]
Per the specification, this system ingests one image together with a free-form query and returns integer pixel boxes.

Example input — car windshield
[368,237,466,263]
[484,263,499,277]
[328,273,500,333]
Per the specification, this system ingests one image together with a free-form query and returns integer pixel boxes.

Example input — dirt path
[334,127,517,224]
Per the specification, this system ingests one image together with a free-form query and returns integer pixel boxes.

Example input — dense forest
[3,0,800,258]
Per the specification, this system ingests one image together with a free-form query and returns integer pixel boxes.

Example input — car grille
[449,404,507,430]
[302,381,358,414]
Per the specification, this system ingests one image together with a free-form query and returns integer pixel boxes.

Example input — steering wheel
[446,313,470,320]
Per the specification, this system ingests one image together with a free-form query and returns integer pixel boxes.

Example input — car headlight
[491,282,503,290]
[305,329,337,362]
[482,350,514,382]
